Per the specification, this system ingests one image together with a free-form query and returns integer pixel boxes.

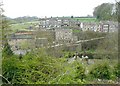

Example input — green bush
[2,51,64,84]
[49,61,86,84]
[113,63,120,78]
[74,62,86,81]
[2,57,19,83]
[89,62,111,80]
[2,42,13,58]
[64,52,73,58]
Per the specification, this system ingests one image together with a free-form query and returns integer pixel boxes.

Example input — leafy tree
[0,2,12,48]
[95,32,118,59]
[116,1,120,22]
[0,3,13,58]
[71,16,74,18]
[93,3,114,20]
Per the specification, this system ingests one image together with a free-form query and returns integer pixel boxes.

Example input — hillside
[7,16,39,24]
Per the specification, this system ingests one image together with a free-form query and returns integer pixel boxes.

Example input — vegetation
[8,16,39,24]
[2,50,63,84]
[93,2,119,21]
[114,63,120,78]
[1,1,119,84]
[73,17,97,22]
[73,30,107,40]
[89,62,111,80]
[9,21,39,32]
[2,42,13,58]
[2,48,119,84]
[1,30,119,84]
[95,32,118,59]
[1,19,119,85]
[74,62,86,81]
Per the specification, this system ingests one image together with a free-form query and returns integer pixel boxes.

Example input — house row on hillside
[8,19,118,53]
[8,20,118,51]
[38,17,118,32]
[82,21,118,32]
[39,17,81,29]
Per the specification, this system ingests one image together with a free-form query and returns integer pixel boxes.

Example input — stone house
[8,31,35,50]
[82,22,101,32]
[55,29,72,43]
[55,29,77,43]
[101,21,118,32]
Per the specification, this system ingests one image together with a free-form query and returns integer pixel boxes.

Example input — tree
[71,16,74,18]
[116,1,120,22]
[93,3,114,20]
[111,1,120,22]
[0,2,13,57]
[2,42,13,58]
[95,32,118,59]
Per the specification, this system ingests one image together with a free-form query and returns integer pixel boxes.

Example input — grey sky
[3,0,116,18]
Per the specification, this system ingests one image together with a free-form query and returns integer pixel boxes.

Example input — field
[9,21,39,32]
[73,17,98,22]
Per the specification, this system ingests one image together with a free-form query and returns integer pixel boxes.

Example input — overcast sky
[3,0,116,18]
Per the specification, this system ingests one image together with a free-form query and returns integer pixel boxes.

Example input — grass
[9,21,39,32]
[73,17,98,22]
[73,29,81,33]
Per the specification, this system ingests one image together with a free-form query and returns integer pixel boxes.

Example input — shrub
[113,63,120,78]
[2,42,13,58]
[74,62,86,81]
[2,57,19,83]
[50,61,86,84]
[2,51,64,84]
[64,52,73,58]
[89,62,111,80]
